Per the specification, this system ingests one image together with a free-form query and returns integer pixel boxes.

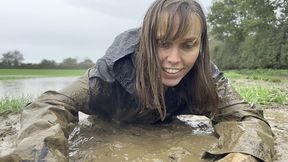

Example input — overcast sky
[0,0,212,63]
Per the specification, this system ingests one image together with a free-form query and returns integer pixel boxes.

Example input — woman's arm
[203,64,275,162]
[1,70,91,161]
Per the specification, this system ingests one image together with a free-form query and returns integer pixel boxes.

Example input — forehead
[157,13,202,40]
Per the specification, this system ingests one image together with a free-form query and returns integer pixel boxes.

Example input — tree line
[208,0,288,69]
[0,50,95,69]
[2,0,287,70]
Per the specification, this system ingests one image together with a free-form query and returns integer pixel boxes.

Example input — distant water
[0,77,78,99]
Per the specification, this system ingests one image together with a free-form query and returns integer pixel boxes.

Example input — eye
[181,41,198,50]
[157,40,172,48]
[182,43,194,49]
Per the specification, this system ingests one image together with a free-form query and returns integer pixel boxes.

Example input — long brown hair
[135,0,219,120]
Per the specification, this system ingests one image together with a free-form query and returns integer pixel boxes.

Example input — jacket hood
[94,28,140,94]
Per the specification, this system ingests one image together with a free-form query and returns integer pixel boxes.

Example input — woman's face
[157,15,202,87]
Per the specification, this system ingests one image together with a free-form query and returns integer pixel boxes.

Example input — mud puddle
[68,115,215,162]
[264,108,288,162]
[0,109,287,162]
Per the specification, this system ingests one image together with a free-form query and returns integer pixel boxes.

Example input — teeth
[163,68,181,74]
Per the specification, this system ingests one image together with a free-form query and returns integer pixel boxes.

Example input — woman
[1,0,274,161]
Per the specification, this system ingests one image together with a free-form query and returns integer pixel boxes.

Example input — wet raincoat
[1,28,275,162]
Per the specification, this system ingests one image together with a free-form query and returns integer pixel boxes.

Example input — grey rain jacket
[0,28,275,162]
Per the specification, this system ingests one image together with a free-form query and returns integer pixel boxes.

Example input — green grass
[225,69,288,82]
[0,69,86,80]
[226,69,288,105]
[232,84,288,105]
[0,96,31,114]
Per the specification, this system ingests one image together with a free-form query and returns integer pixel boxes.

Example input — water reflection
[0,77,78,99]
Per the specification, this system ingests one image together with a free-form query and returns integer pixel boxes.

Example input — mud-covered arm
[2,70,91,162]
[203,65,275,162]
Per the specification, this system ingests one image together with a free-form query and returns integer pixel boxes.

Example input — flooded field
[0,77,77,99]
[0,77,287,161]
[0,108,287,162]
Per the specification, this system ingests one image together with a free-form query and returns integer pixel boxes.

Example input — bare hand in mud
[215,153,259,162]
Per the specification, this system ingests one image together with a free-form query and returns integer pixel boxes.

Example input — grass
[0,69,86,80]
[0,96,31,114]
[225,69,288,105]
[225,69,288,82]
[231,84,288,105]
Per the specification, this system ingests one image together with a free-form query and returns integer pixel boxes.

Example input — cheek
[157,49,166,62]
[184,53,199,68]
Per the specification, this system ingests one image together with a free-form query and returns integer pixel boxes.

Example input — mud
[68,115,215,162]
[0,108,287,162]
[264,108,288,162]
[0,112,20,157]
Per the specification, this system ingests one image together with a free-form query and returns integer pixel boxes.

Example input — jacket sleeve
[2,70,91,162]
[203,64,275,162]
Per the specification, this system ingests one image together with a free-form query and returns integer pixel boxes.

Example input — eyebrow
[156,34,201,43]
[182,37,200,43]
[156,36,199,40]
[183,38,197,41]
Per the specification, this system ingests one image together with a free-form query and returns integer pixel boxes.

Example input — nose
[166,47,181,64]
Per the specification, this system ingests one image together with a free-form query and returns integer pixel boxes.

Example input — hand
[215,153,259,162]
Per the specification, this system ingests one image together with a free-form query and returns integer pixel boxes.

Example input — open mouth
[162,68,183,74]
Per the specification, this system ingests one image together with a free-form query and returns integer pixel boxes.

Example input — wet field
[0,108,287,162]
[0,77,77,99]
[0,77,287,161]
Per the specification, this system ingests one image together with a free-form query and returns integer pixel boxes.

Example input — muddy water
[264,108,288,162]
[0,109,287,161]
[69,115,215,162]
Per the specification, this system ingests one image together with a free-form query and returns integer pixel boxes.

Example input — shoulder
[104,27,140,69]
[90,28,140,81]
[88,28,140,93]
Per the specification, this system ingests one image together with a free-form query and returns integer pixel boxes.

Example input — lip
[161,67,184,78]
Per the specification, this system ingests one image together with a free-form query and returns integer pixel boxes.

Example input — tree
[60,57,78,69]
[1,50,24,67]
[277,0,288,68]
[209,0,277,40]
[208,0,286,69]
[79,58,94,69]
[39,59,57,68]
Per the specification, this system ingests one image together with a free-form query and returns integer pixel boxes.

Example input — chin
[162,79,181,87]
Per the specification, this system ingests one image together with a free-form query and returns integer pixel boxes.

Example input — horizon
[0,0,213,64]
